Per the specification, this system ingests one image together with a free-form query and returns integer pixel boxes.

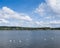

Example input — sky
[0,0,60,27]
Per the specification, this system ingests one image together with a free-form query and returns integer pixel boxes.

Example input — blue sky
[0,0,44,13]
[0,0,60,27]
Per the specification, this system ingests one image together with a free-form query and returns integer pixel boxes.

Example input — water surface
[0,30,60,48]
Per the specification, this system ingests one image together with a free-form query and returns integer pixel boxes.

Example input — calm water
[0,30,60,48]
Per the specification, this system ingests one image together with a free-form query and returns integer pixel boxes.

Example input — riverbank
[0,26,60,30]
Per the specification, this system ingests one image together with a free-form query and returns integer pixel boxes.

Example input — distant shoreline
[0,26,60,30]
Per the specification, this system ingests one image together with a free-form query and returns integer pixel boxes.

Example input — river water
[0,30,60,48]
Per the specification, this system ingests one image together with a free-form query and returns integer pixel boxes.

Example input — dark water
[0,30,60,48]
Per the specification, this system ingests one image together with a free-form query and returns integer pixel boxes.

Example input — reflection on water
[0,30,60,48]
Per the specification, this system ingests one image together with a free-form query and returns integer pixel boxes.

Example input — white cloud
[0,19,9,23]
[35,21,44,27]
[35,21,45,25]
[19,15,32,21]
[2,7,15,14]
[35,21,51,27]
[35,0,60,27]
[46,0,60,14]
[35,0,60,16]
[0,6,32,26]
[50,20,60,24]
[2,7,32,21]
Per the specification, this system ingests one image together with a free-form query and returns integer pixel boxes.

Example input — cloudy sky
[0,0,60,27]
